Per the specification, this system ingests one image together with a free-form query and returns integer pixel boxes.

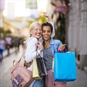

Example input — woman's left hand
[58,44,66,51]
[36,41,43,52]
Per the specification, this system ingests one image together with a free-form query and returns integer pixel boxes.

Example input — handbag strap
[13,37,36,66]
[36,46,39,58]
[19,47,26,62]
[13,47,26,66]
[13,44,38,65]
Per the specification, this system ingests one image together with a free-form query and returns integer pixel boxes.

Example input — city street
[0,47,87,87]
[0,0,87,87]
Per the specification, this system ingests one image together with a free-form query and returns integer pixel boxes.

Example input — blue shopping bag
[54,52,77,81]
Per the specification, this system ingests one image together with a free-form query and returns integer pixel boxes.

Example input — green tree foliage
[27,13,47,28]
[5,29,12,34]
[0,27,4,33]
[0,27,12,39]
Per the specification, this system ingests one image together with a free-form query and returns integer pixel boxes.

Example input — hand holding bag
[32,46,47,79]
[11,50,33,87]
[54,52,77,82]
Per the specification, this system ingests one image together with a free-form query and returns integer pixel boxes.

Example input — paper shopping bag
[32,58,41,80]
[54,52,77,81]
[36,57,47,77]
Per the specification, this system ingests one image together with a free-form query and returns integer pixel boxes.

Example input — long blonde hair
[24,22,41,43]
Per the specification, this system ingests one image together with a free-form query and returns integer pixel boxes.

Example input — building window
[26,0,37,9]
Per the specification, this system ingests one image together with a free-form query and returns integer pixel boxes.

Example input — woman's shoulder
[50,39,62,45]
[27,37,37,44]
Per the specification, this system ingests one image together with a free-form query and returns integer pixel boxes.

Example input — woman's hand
[58,44,66,51]
[43,12,52,22]
[36,41,43,52]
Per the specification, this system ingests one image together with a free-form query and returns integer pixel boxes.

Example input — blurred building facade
[50,0,87,71]
[68,0,87,70]
[3,17,28,37]
[0,0,4,28]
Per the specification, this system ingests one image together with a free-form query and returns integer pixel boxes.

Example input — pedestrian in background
[13,37,20,53]
[5,35,12,56]
[0,37,5,61]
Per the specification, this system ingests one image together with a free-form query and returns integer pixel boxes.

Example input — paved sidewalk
[67,68,87,87]
[0,47,24,87]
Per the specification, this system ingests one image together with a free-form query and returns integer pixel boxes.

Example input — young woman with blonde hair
[24,22,43,87]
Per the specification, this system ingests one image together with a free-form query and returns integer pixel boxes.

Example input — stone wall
[68,0,87,70]
[80,0,87,55]
[68,0,87,54]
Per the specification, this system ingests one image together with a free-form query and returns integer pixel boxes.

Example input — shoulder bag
[11,49,33,87]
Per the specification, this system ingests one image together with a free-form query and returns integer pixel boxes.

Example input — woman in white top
[24,22,43,87]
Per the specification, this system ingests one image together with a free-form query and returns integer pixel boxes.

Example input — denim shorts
[32,80,43,87]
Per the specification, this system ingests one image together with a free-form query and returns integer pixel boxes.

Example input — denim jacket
[49,38,62,57]
[41,38,62,57]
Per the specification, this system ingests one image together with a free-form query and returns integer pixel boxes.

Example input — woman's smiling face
[30,24,42,39]
[42,26,52,41]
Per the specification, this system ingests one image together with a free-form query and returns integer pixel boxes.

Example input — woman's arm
[44,13,55,38]
[24,37,38,62]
